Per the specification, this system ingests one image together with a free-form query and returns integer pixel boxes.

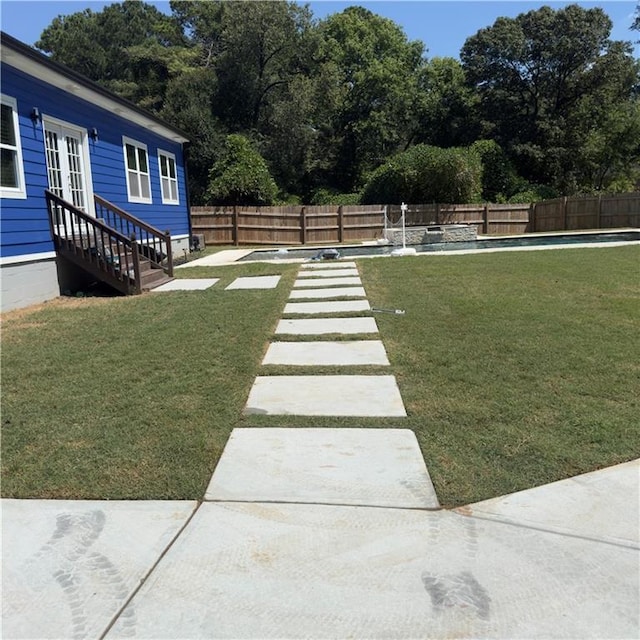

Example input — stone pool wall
[385,224,477,246]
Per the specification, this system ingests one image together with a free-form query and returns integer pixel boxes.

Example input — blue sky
[1,0,638,59]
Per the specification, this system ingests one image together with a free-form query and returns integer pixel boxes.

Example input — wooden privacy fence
[191,193,640,246]
[531,193,640,232]
[386,203,532,235]
[191,205,386,246]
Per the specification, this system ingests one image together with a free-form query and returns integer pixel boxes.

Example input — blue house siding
[1,63,190,260]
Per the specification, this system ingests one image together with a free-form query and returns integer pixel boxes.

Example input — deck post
[131,233,142,294]
[164,230,173,277]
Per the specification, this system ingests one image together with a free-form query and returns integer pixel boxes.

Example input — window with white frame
[0,95,27,199]
[123,137,151,203]
[158,150,179,204]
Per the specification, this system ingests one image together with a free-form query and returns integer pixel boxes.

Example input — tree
[173,1,321,196]
[633,4,640,36]
[470,139,527,202]
[361,144,482,204]
[205,134,278,205]
[413,57,479,148]
[211,2,315,132]
[36,1,187,110]
[161,67,224,204]
[316,7,426,191]
[461,4,639,194]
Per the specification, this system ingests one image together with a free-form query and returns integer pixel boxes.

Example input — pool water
[238,231,640,262]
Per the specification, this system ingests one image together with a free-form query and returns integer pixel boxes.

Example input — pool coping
[179,228,640,267]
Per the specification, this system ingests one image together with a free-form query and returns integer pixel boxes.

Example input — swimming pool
[237,230,640,262]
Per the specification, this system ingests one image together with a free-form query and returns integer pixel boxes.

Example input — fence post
[300,206,307,245]
[483,204,489,235]
[563,196,568,230]
[529,202,535,232]
[232,206,239,245]
[338,205,344,243]
[435,203,440,225]
[597,194,602,229]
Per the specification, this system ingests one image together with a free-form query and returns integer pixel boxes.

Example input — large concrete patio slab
[226,275,281,289]
[204,428,437,507]
[283,299,370,315]
[151,278,219,291]
[294,276,361,287]
[301,261,357,269]
[262,340,389,366]
[2,499,197,640]
[289,286,367,299]
[106,500,639,639]
[297,268,359,278]
[461,458,639,546]
[275,317,378,335]
[244,375,406,416]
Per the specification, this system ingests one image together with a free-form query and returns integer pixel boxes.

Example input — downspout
[182,141,194,250]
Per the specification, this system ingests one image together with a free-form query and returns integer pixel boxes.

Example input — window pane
[168,157,176,179]
[170,182,178,201]
[126,144,137,170]
[1,104,16,146]
[160,155,167,176]
[0,148,18,188]
[161,176,170,200]
[141,176,150,199]
[138,148,148,173]
[128,170,140,198]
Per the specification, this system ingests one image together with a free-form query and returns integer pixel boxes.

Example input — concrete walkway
[3,259,639,639]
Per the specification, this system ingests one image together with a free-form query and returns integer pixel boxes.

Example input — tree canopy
[460,4,639,194]
[35,1,640,203]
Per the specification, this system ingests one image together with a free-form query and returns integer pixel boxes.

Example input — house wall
[1,62,191,312]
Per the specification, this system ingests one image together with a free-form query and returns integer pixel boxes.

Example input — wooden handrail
[93,194,173,274]
[46,190,140,294]
[94,194,165,238]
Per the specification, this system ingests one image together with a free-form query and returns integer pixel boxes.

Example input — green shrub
[508,184,558,203]
[205,134,278,205]
[361,144,482,204]
[310,188,361,205]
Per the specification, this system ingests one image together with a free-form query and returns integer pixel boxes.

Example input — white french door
[43,119,93,227]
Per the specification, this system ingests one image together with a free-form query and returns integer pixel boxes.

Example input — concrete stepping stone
[151,278,219,292]
[283,300,370,315]
[289,286,367,300]
[2,499,197,640]
[205,428,437,507]
[226,275,281,290]
[244,375,406,416]
[275,317,378,335]
[294,276,361,288]
[262,340,389,366]
[297,268,359,278]
[108,501,638,640]
[301,261,357,269]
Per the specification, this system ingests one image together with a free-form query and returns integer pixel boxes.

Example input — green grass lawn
[2,246,638,505]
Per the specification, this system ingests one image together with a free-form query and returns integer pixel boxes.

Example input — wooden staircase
[45,191,174,295]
